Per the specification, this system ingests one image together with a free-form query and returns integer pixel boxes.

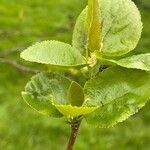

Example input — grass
[0,0,150,150]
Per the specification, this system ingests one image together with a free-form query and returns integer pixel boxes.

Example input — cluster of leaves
[21,0,150,128]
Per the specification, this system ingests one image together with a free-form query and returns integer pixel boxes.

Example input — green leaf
[22,72,72,117]
[22,92,62,117]
[73,0,142,57]
[54,104,99,117]
[87,0,102,51]
[72,9,87,55]
[21,40,86,67]
[84,67,150,127]
[68,81,84,106]
[97,53,150,71]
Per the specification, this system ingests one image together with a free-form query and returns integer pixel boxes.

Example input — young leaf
[21,40,87,68]
[84,67,150,127]
[54,105,99,117]
[22,72,72,117]
[97,53,150,71]
[87,0,102,52]
[68,81,84,106]
[73,0,142,57]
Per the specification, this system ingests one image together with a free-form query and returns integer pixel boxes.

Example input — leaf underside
[84,67,150,127]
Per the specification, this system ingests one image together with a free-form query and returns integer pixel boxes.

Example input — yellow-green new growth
[87,0,102,52]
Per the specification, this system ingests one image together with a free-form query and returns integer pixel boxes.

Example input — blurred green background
[0,0,150,149]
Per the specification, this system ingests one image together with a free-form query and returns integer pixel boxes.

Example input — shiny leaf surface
[84,67,150,127]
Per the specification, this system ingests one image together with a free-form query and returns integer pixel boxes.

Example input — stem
[0,47,23,57]
[0,58,40,73]
[67,120,81,150]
